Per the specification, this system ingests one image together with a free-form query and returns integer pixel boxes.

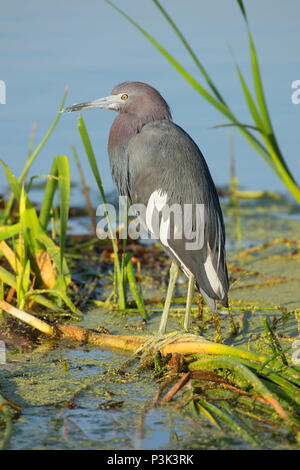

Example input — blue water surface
[1,0,299,206]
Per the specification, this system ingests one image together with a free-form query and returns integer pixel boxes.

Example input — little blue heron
[63,81,229,337]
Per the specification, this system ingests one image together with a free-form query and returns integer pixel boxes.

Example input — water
[1,194,300,449]
[1,0,300,207]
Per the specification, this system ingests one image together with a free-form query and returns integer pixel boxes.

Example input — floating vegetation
[1,186,300,448]
[0,390,21,450]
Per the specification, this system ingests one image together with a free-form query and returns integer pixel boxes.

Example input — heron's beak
[62,95,120,113]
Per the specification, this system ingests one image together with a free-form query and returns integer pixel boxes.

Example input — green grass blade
[19,188,40,253]
[229,57,284,176]
[120,253,128,310]
[26,122,36,161]
[38,155,71,291]
[0,266,17,289]
[212,123,264,133]
[126,257,147,320]
[71,144,97,233]
[27,294,65,312]
[238,2,297,171]
[219,400,259,445]
[55,156,70,291]
[105,1,280,184]
[0,224,21,241]
[0,279,3,317]
[19,259,30,309]
[19,185,27,245]
[0,161,21,204]
[236,0,247,19]
[39,164,59,231]
[110,0,300,203]
[25,289,82,316]
[242,15,300,198]
[17,187,28,306]
[152,0,226,105]
[105,0,230,119]
[26,174,56,195]
[0,162,46,249]
[77,116,118,248]
[0,398,14,450]
[247,31,272,135]
[189,355,300,413]
[234,61,265,131]
[197,398,259,446]
[195,401,220,428]
[77,116,110,209]
[77,116,126,307]
[4,89,68,220]
[18,89,68,185]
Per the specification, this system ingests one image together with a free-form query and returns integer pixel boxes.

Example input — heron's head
[62,81,171,120]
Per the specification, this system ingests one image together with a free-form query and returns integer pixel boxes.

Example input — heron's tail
[199,288,228,313]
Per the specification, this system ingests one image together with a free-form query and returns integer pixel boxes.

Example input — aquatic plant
[1,299,299,447]
[0,91,80,316]
[77,116,147,319]
[105,0,300,204]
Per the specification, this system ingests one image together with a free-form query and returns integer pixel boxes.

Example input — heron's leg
[158,261,179,335]
[136,265,205,358]
[183,274,195,331]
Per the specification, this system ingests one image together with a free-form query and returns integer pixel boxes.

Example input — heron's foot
[135,331,209,358]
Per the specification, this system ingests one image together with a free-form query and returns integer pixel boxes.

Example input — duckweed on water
[1,150,300,449]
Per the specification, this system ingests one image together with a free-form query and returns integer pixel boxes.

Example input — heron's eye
[121,93,128,101]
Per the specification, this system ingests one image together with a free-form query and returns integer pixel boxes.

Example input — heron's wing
[127,120,229,305]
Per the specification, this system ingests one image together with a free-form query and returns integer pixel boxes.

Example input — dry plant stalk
[35,251,56,289]
[0,299,216,354]
[0,299,269,358]
[0,241,22,273]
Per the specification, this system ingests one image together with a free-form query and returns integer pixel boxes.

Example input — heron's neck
[108,114,138,153]
[108,111,170,154]
[107,111,169,197]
